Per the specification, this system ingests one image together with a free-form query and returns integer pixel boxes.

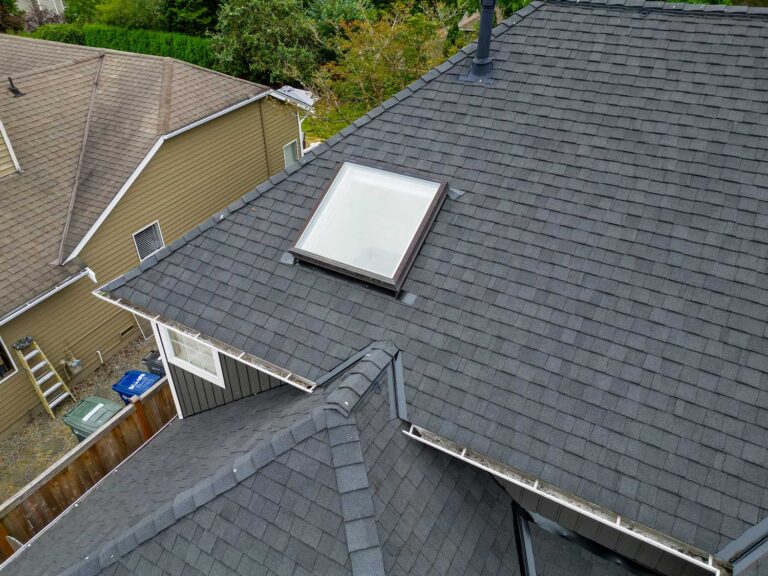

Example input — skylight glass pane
[294,163,445,287]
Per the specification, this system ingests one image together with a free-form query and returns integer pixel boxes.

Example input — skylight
[292,162,447,291]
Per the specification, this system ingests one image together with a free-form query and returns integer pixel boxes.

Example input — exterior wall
[0,278,137,436]
[80,97,300,284]
[0,97,299,437]
[167,353,283,417]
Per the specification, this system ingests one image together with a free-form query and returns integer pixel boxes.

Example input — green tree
[64,0,99,23]
[212,0,320,85]
[1,0,23,32]
[307,0,372,40]
[94,0,160,29]
[159,0,218,35]
[307,1,447,138]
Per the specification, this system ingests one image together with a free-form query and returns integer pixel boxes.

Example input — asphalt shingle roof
[0,35,267,318]
[8,343,556,576]
[7,381,333,576]
[103,0,768,561]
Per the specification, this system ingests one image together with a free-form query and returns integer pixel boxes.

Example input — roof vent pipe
[460,0,496,84]
[7,77,23,97]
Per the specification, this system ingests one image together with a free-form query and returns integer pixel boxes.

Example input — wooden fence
[0,378,176,561]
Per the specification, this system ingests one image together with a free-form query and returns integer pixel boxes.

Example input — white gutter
[0,120,22,173]
[92,290,317,393]
[0,268,95,327]
[64,90,276,264]
[404,424,722,576]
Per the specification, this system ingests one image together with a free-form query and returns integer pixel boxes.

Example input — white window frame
[158,325,224,387]
[132,221,165,262]
[0,336,18,384]
[283,139,299,168]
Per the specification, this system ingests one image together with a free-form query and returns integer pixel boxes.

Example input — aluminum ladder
[14,338,75,418]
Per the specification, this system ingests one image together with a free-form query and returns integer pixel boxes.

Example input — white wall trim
[150,321,184,419]
[404,424,721,576]
[64,90,276,264]
[0,268,95,327]
[0,119,22,173]
[0,336,19,385]
[158,324,224,388]
[93,290,316,392]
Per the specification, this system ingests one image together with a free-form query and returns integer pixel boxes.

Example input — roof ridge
[57,55,105,265]
[171,58,268,95]
[56,342,399,576]
[6,52,104,82]
[98,2,547,295]
[1,35,270,90]
[546,0,768,16]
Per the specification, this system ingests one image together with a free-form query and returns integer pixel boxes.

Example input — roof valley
[56,54,105,265]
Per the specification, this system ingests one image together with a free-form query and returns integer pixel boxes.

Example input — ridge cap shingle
[57,342,399,576]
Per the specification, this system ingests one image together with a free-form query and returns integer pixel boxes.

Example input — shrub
[27,23,215,68]
[31,23,85,43]
[83,24,215,67]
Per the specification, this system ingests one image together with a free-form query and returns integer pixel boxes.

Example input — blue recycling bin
[112,370,162,405]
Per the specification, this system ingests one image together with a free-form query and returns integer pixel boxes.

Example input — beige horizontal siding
[0,278,137,436]
[0,97,299,436]
[263,98,302,173]
[83,98,300,282]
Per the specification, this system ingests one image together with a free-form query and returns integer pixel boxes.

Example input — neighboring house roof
[98,0,768,565]
[6,344,633,576]
[0,35,268,320]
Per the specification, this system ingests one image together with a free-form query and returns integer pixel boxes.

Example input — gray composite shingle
[104,0,768,561]
[6,342,585,576]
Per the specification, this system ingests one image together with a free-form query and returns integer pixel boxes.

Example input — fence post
[130,396,153,442]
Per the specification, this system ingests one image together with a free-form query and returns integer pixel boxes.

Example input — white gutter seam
[92,290,317,393]
[403,424,721,576]
[0,268,94,327]
[64,90,276,264]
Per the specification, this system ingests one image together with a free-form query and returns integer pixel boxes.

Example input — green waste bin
[63,396,122,442]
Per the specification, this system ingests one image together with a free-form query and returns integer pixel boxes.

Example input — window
[160,325,224,387]
[291,162,448,291]
[283,140,299,168]
[133,222,164,261]
[0,337,17,383]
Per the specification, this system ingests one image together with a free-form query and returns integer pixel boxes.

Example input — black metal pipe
[475,0,495,65]
[461,0,496,83]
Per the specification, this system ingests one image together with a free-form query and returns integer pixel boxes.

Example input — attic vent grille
[133,222,164,261]
[291,162,448,292]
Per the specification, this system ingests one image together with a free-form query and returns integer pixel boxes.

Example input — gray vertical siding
[169,353,283,417]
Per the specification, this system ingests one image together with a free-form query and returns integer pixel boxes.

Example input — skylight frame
[290,161,449,292]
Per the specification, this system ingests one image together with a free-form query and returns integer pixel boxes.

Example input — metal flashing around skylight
[291,162,448,292]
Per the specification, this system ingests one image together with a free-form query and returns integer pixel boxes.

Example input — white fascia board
[0,268,95,327]
[92,289,316,393]
[0,120,22,173]
[64,90,275,264]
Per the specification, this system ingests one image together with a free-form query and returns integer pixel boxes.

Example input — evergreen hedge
[31,24,214,68]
